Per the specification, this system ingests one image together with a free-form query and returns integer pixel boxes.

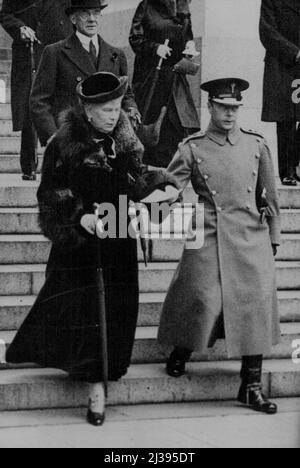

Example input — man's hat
[77,72,128,104]
[201,78,250,106]
[66,0,108,15]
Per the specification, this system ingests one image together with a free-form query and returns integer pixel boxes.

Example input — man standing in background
[260,0,300,186]
[30,0,140,148]
[0,0,73,181]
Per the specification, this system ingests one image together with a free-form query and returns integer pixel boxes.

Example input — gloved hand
[157,43,173,60]
[20,26,40,43]
[80,214,98,235]
[127,107,142,131]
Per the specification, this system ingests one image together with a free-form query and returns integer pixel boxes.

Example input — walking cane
[142,39,170,125]
[29,41,39,172]
[94,205,109,398]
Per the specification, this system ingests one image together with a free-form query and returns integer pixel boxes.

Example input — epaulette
[241,128,264,139]
[179,130,206,148]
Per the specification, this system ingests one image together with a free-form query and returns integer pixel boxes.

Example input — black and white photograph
[0,0,299,450]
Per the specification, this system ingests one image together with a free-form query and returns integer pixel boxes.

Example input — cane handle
[157,39,170,69]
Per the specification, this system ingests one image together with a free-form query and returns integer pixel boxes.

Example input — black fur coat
[38,107,144,249]
[7,107,143,381]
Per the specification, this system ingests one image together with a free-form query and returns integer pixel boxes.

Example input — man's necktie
[89,40,98,68]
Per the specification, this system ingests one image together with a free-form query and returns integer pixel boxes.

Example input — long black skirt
[6,236,139,383]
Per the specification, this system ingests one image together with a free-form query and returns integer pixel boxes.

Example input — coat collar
[63,34,98,76]
[207,121,241,146]
[63,33,120,76]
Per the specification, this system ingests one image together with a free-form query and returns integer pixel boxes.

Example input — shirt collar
[76,31,98,48]
[207,121,241,146]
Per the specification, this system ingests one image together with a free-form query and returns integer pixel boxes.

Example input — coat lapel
[62,34,96,77]
[97,37,120,72]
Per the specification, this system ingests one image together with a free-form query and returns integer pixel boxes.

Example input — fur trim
[39,188,86,249]
[57,107,144,166]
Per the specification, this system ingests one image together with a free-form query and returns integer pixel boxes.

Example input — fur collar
[56,106,144,163]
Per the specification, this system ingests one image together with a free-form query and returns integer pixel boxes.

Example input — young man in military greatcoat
[158,78,281,415]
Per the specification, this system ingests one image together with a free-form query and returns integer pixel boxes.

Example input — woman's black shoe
[282,176,298,186]
[87,409,106,427]
[238,384,278,415]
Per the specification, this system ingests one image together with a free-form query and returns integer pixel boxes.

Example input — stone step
[151,234,300,262]
[0,208,40,234]
[0,235,151,265]
[0,137,43,155]
[0,233,298,264]
[0,261,299,297]
[0,155,42,174]
[0,104,13,121]
[0,175,299,208]
[0,179,300,209]
[0,120,18,136]
[0,323,299,368]
[0,291,299,332]
[0,207,299,234]
[0,176,39,208]
[0,359,298,411]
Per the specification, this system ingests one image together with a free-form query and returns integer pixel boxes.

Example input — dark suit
[0,0,73,174]
[30,33,138,146]
[260,0,300,180]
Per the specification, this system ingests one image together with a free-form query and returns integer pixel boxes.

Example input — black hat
[77,72,128,104]
[201,78,250,106]
[66,0,108,15]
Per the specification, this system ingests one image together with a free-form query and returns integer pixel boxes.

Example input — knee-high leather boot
[238,355,277,415]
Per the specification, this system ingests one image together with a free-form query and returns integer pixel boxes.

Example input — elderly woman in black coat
[129,0,200,168]
[6,72,144,427]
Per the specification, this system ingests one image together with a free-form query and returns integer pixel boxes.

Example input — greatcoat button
[197,159,202,164]
[77,76,82,82]
[191,143,197,149]
[255,153,261,159]
[217,207,223,212]
[248,187,253,193]
[253,170,257,176]
[211,190,217,196]
[246,204,251,210]
[204,175,209,180]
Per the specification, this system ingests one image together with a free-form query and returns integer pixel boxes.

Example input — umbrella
[94,205,109,397]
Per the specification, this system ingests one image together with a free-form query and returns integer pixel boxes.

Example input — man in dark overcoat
[260,0,300,186]
[30,0,140,148]
[0,0,73,180]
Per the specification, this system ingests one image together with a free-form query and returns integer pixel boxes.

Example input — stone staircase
[0,78,300,411]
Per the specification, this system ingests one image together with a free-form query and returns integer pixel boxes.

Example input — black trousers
[277,121,300,180]
[20,112,38,176]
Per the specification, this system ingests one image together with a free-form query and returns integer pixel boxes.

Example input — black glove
[272,244,278,257]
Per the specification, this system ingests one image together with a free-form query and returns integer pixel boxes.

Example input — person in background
[0,0,73,181]
[129,0,200,168]
[30,0,140,149]
[158,78,281,415]
[260,0,300,186]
